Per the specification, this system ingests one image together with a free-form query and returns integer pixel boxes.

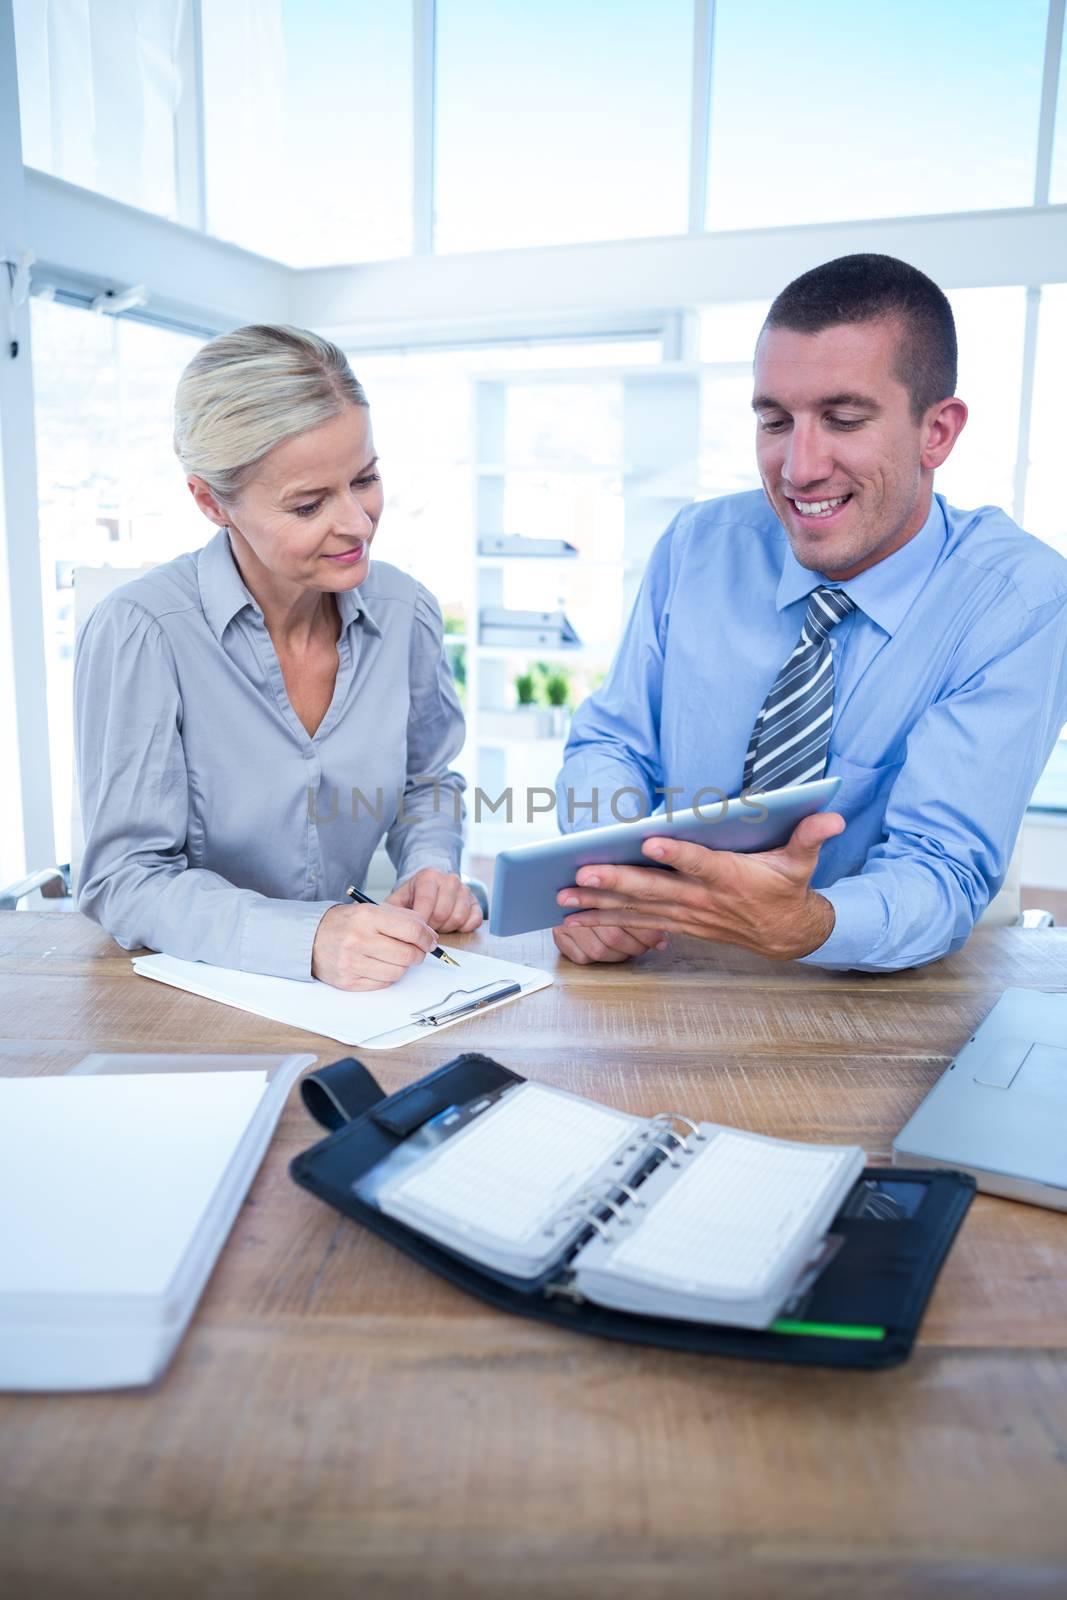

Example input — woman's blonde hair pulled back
[174,323,368,503]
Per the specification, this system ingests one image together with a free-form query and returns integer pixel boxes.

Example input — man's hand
[552,923,668,966]
[387,868,483,934]
[311,901,438,991]
[555,811,845,961]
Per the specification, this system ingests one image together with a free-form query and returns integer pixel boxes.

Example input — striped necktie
[742,586,856,793]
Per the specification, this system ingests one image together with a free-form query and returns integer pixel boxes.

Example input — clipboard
[132,949,552,1049]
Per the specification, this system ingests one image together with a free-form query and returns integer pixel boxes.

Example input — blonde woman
[74,324,481,989]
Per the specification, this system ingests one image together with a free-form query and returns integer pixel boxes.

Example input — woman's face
[194,405,384,594]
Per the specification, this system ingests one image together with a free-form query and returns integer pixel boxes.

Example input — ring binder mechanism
[655,1113,706,1142]
[546,1112,706,1247]
[649,1137,684,1166]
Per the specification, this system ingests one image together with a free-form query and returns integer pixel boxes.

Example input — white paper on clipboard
[132,947,552,1049]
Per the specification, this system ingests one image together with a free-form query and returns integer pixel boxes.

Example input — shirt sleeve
[800,592,1067,971]
[74,598,336,979]
[555,522,676,832]
[385,585,467,881]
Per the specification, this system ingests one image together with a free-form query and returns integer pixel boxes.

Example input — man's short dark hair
[762,254,957,422]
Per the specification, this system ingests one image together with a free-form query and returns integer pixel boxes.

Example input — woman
[74,324,481,990]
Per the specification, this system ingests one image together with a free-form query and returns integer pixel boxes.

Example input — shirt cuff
[239,896,339,981]
[394,856,461,889]
[795,878,890,971]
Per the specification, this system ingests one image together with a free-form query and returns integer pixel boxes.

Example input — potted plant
[489,669,550,738]
[515,670,537,707]
[543,669,572,736]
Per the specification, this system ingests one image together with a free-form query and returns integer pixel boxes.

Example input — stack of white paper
[0,1053,311,1390]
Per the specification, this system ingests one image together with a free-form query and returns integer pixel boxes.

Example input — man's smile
[782,491,854,526]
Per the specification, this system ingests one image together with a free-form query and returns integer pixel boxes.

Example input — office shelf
[465,365,700,852]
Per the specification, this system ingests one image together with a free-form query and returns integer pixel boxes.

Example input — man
[553,253,1067,971]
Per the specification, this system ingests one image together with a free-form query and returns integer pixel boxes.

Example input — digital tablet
[487,777,842,936]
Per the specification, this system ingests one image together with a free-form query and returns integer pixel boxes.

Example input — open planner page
[376,1083,646,1278]
[572,1126,865,1328]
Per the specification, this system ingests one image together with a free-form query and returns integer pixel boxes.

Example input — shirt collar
[197,527,381,641]
[775,496,947,636]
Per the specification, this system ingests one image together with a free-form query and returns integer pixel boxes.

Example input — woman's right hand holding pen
[311,901,439,991]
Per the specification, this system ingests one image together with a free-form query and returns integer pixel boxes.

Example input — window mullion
[1013,285,1042,527]
[412,0,436,255]
[688,0,715,234]
[174,0,207,232]
[1033,0,1065,206]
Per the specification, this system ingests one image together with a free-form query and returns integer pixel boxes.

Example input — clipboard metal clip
[411,981,523,1029]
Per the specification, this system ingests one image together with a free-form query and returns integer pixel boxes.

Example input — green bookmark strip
[770,1319,887,1341]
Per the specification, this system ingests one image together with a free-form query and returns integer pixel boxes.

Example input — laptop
[892,988,1067,1211]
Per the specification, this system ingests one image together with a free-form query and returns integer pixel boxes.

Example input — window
[200,0,413,265]
[937,288,1027,518]
[1051,22,1067,204]
[31,299,204,864]
[13,0,184,220]
[434,0,693,252]
[1027,286,1067,809]
[1026,283,1067,561]
[706,0,1049,231]
[697,300,769,501]
[347,334,668,844]
[349,335,662,624]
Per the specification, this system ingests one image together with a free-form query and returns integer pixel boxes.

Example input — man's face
[753,318,936,580]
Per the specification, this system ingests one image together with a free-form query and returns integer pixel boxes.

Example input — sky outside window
[706,0,1049,231]
[434,0,693,252]
[202,0,412,265]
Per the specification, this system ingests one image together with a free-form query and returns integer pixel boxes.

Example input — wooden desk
[2,912,1066,1598]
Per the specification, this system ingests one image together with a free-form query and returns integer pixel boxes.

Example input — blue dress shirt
[75,529,466,979]
[556,491,1067,971]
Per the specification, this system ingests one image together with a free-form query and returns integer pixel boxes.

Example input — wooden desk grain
[2,912,1066,1599]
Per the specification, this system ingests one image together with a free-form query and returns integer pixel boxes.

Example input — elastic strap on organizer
[301,1057,386,1130]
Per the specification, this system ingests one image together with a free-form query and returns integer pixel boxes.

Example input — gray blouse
[74,528,466,979]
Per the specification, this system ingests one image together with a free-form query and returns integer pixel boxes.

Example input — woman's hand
[387,868,483,934]
[311,901,438,991]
